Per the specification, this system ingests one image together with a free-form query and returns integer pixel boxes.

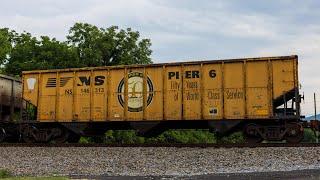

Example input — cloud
[89,0,279,39]
[0,1,279,43]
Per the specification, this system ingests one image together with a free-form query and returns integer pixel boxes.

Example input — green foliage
[148,130,216,143]
[79,136,104,143]
[302,128,317,143]
[54,128,320,145]
[0,28,12,65]
[0,23,152,75]
[79,137,91,144]
[67,23,152,66]
[3,32,80,75]
[0,169,12,178]
[105,130,145,144]
[219,131,245,143]
[3,177,68,180]
[80,129,217,144]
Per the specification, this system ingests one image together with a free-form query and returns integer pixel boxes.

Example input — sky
[0,0,319,115]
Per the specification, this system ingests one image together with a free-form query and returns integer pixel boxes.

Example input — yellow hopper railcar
[15,55,303,143]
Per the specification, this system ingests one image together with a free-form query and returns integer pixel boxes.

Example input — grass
[302,128,318,143]
[0,169,11,178]
[0,169,68,180]
[2,177,68,180]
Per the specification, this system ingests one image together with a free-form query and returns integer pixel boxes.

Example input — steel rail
[0,143,320,148]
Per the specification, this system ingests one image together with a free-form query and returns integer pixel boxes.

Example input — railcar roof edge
[0,74,21,82]
[21,55,298,74]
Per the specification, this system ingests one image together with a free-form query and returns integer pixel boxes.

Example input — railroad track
[1,143,320,148]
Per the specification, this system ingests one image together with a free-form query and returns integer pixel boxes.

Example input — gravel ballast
[0,147,320,176]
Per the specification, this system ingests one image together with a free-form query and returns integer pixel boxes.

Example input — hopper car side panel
[223,62,246,119]
[246,61,270,118]
[202,63,223,120]
[22,55,299,123]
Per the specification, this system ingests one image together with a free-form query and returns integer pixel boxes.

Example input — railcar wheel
[0,128,6,142]
[285,122,304,143]
[67,132,80,143]
[22,126,37,143]
[52,128,69,143]
[23,134,36,143]
[244,123,262,143]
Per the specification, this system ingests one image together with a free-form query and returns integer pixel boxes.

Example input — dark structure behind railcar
[0,74,22,121]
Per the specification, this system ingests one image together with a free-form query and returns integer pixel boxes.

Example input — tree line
[0,23,152,76]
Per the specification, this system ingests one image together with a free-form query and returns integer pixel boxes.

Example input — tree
[0,28,12,65]
[67,23,152,66]
[0,23,153,75]
[3,31,80,75]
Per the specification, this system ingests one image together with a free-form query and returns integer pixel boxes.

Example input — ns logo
[45,76,106,88]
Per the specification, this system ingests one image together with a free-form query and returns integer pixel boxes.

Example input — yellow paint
[224,63,245,119]
[255,109,269,116]
[22,55,299,122]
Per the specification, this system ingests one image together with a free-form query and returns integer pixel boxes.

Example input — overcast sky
[0,0,319,115]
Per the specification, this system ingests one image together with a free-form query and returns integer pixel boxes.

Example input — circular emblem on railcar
[117,72,154,112]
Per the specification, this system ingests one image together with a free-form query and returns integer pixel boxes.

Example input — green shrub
[79,129,249,144]
[79,137,91,144]
[78,128,320,144]
[0,169,12,178]
[220,131,245,143]
[102,129,216,144]
[303,128,317,143]
[159,129,216,144]
[79,136,107,144]
[105,130,144,144]
[3,177,69,180]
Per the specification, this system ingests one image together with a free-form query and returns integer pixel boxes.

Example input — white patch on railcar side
[27,78,36,90]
